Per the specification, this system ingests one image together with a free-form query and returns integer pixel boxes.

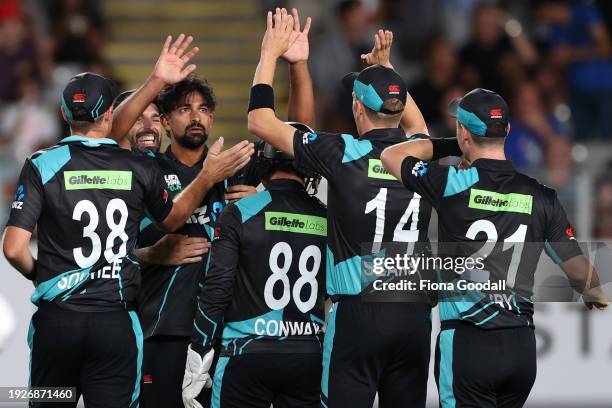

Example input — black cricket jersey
[6,136,173,312]
[400,153,582,329]
[292,128,433,296]
[191,179,327,357]
[137,146,227,339]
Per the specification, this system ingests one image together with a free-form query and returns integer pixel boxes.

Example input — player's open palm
[261,8,296,59]
[153,34,199,84]
[203,138,255,183]
[361,29,394,68]
[281,8,312,64]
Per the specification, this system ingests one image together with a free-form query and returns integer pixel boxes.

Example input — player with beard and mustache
[113,90,164,153]
[110,31,315,407]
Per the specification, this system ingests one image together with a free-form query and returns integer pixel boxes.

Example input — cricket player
[246,9,434,407]
[381,87,610,408]
[1,44,254,407]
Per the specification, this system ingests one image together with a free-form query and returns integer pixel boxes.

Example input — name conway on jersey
[7,136,173,311]
[400,154,582,329]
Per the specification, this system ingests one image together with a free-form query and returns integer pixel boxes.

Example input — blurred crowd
[0,0,111,222]
[308,0,612,238]
[0,0,611,238]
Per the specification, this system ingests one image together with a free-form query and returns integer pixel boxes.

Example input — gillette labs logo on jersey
[469,188,533,214]
[164,174,182,192]
[265,211,327,236]
[368,159,397,180]
[64,171,132,190]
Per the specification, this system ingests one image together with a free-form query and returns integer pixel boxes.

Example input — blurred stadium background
[0,0,610,406]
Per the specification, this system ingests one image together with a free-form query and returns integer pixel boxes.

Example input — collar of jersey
[471,158,515,172]
[359,128,406,143]
[165,145,208,167]
[59,135,118,146]
[267,179,305,191]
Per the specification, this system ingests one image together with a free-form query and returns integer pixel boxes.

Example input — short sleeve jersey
[292,128,433,297]
[7,136,173,311]
[400,156,582,329]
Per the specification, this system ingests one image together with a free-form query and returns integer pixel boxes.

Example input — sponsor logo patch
[468,188,533,214]
[411,161,429,177]
[264,211,327,236]
[64,171,132,190]
[367,159,396,180]
[72,93,86,103]
[388,85,400,94]
[164,174,182,192]
[11,184,24,209]
[490,108,503,119]
[302,132,317,145]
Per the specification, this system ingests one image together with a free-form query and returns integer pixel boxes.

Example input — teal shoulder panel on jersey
[221,308,284,340]
[234,190,272,223]
[139,217,153,232]
[31,145,72,185]
[341,134,373,164]
[443,166,479,197]
[59,135,118,146]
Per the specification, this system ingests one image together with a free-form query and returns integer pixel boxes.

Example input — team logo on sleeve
[411,161,429,177]
[302,132,318,145]
[164,174,182,192]
[565,227,576,240]
[11,184,24,209]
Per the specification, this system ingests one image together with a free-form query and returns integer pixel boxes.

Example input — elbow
[380,148,392,168]
[3,240,20,263]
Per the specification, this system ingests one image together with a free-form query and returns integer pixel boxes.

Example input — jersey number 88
[265,242,321,313]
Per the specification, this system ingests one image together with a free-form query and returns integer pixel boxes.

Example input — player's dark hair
[66,107,107,133]
[156,75,216,116]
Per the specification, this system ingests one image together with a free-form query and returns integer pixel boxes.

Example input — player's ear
[160,114,171,131]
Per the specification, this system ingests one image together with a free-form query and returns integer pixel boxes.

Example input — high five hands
[281,8,312,64]
[261,8,299,60]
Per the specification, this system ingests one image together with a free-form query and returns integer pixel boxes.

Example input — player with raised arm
[108,35,260,408]
[1,34,253,408]
[381,88,609,408]
[247,8,433,408]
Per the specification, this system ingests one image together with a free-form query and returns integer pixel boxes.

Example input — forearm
[510,34,538,65]
[2,227,36,278]
[381,139,433,180]
[110,74,167,142]
[561,255,602,293]
[288,61,315,128]
[400,92,429,136]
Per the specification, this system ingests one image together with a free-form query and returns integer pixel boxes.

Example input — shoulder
[232,190,273,223]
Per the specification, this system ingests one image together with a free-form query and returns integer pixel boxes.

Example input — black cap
[113,89,135,109]
[448,88,509,138]
[342,64,407,114]
[61,72,119,122]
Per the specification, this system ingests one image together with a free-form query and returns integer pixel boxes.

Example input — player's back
[213,180,327,355]
[403,157,581,328]
[293,128,433,297]
[9,136,171,311]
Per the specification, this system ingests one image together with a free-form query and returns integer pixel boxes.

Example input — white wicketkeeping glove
[182,344,215,408]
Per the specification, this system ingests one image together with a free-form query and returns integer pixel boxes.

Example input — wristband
[248,84,275,112]
[431,138,462,160]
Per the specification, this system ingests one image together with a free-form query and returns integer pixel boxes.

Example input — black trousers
[211,353,321,408]
[28,302,142,408]
[140,335,213,408]
[435,324,537,408]
[321,298,432,408]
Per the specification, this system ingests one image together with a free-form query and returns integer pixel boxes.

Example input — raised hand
[203,138,255,183]
[261,8,296,60]
[361,30,394,68]
[153,34,200,85]
[281,8,312,64]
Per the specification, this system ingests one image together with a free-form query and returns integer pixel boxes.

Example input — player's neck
[72,130,108,139]
[170,142,206,167]
[268,171,305,185]
[468,149,507,162]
